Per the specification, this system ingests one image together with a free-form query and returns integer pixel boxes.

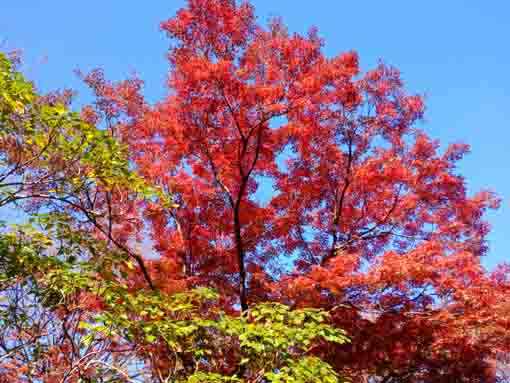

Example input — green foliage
[79,282,350,382]
[0,51,172,208]
[265,357,343,383]
[0,219,350,382]
[186,372,242,382]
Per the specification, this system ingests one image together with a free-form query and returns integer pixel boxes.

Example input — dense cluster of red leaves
[78,0,509,381]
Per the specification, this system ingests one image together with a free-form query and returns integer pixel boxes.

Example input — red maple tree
[79,0,510,381]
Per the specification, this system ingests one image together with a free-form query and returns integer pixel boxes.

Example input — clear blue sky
[2,1,509,268]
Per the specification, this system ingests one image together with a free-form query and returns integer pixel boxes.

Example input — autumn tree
[0,51,350,382]
[2,0,510,381]
[74,0,510,381]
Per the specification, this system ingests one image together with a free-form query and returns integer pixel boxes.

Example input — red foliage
[80,0,509,381]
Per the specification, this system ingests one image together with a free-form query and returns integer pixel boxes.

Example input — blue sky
[2,1,509,268]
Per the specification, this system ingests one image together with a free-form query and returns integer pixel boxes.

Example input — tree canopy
[1,0,510,382]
